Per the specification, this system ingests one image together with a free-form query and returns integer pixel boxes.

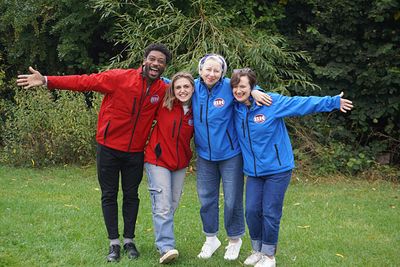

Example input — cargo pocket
[103,120,111,144]
[155,143,162,159]
[226,130,234,150]
[274,144,282,166]
[148,187,162,213]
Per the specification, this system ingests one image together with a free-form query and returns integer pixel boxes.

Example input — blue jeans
[144,163,186,254]
[196,153,245,238]
[245,170,292,256]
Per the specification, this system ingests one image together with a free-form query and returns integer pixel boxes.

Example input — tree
[279,0,400,164]
[94,0,315,92]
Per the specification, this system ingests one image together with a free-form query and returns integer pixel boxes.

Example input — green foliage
[0,53,8,147]
[94,0,316,92]
[0,53,5,88]
[0,0,115,77]
[310,142,375,175]
[0,0,398,174]
[0,87,100,167]
[280,0,400,163]
[289,114,390,175]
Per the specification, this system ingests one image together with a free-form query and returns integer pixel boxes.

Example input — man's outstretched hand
[16,67,46,89]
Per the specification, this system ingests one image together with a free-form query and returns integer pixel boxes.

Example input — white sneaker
[159,249,179,264]
[254,255,276,267]
[244,251,263,265]
[224,238,242,260]
[197,237,221,259]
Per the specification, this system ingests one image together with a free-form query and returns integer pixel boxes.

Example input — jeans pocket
[148,187,162,213]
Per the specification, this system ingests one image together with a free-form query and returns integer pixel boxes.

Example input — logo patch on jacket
[213,98,225,107]
[188,119,194,126]
[254,114,266,124]
[150,95,160,104]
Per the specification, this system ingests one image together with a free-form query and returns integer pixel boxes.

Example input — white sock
[123,238,134,245]
[109,239,120,246]
[206,236,218,243]
[229,238,241,244]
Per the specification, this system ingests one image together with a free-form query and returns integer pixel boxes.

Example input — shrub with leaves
[280,0,400,164]
[0,87,100,167]
[94,0,316,92]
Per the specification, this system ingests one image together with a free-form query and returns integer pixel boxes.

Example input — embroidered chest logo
[213,98,225,108]
[188,119,194,126]
[150,95,160,104]
[253,114,266,124]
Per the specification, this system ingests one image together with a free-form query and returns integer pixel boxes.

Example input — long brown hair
[163,72,195,110]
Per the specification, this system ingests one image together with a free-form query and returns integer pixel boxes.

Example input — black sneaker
[124,242,140,259]
[106,244,121,262]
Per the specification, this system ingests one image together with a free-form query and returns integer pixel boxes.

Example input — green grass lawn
[0,165,399,266]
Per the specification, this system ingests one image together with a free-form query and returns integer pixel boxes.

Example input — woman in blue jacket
[230,68,353,267]
[193,55,271,261]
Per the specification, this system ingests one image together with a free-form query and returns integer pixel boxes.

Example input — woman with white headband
[193,54,271,261]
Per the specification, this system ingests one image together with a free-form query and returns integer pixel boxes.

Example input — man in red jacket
[16,44,172,262]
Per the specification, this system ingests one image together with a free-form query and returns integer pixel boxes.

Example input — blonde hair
[163,72,195,110]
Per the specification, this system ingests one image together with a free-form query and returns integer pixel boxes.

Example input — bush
[0,86,100,167]
[289,116,378,176]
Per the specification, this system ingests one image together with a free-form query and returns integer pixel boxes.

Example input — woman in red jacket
[144,72,195,264]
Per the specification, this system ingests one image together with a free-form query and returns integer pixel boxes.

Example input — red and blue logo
[150,95,160,104]
[213,98,225,108]
[253,114,266,124]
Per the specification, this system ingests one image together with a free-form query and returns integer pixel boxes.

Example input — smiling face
[232,75,252,106]
[142,50,167,81]
[173,77,194,104]
[199,58,223,88]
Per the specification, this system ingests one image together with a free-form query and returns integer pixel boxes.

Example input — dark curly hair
[144,43,172,64]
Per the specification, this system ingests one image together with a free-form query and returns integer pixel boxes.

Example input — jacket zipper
[200,104,203,123]
[246,110,257,176]
[206,94,212,160]
[172,120,176,138]
[103,120,111,144]
[131,98,137,115]
[176,108,183,170]
[226,130,234,150]
[128,77,147,150]
[242,120,246,138]
[274,144,282,166]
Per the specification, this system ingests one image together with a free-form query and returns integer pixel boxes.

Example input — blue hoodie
[234,93,341,177]
[192,77,242,161]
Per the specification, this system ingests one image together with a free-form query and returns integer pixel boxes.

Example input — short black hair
[144,43,172,64]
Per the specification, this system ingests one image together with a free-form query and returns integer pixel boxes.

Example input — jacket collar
[199,77,224,90]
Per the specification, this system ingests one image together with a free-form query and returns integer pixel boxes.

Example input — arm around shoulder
[251,86,272,106]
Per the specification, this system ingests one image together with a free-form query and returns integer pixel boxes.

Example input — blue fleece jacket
[234,93,341,177]
[192,77,241,161]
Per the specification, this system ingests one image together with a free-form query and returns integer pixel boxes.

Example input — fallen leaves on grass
[297,225,310,229]
[64,204,80,210]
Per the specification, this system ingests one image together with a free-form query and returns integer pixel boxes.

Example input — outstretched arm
[339,92,353,113]
[16,67,46,89]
